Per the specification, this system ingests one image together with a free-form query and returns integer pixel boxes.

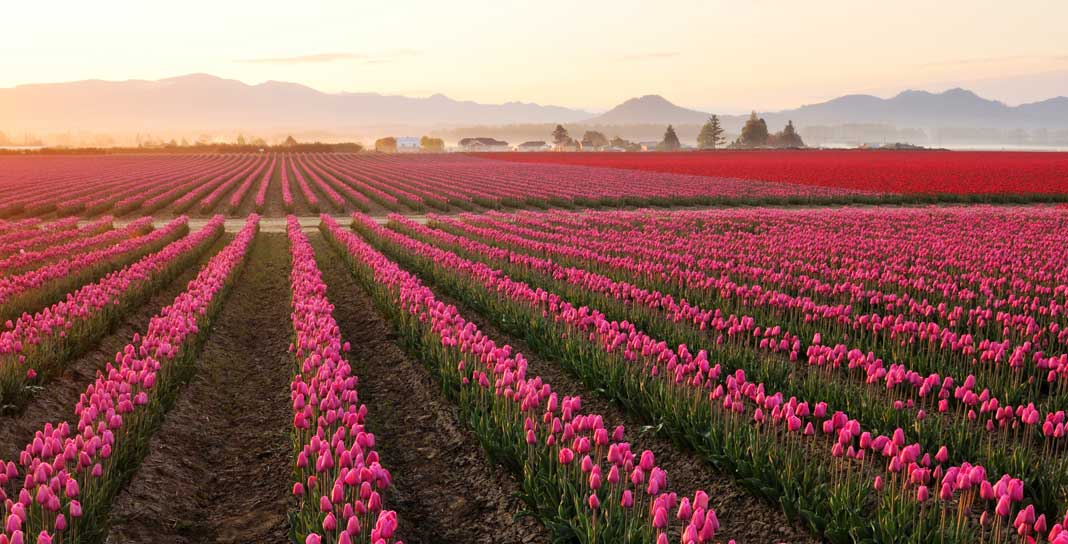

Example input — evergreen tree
[658,125,681,151]
[697,115,726,149]
[778,120,804,147]
[552,124,571,145]
[581,130,609,149]
[740,111,769,147]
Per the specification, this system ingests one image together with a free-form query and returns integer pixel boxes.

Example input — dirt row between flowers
[311,234,547,544]
[105,233,294,543]
[371,235,820,543]
[0,235,231,461]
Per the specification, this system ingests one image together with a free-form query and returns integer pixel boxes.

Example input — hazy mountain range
[1,73,1066,146]
[589,92,1068,130]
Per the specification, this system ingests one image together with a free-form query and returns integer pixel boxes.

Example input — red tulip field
[485,151,1068,197]
[1,154,1068,544]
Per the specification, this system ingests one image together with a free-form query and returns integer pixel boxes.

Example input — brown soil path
[106,233,293,543]
[311,234,547,544]
[0,235,230,461]
[399,258,821,544]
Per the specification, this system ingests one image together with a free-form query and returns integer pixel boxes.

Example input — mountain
[0,74,591,135]
[586,95,710,125]
[583,89,1068,131]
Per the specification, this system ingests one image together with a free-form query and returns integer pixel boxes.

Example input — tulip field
[5,151,1067,222]
[485,151,1068,197]
[1,152,1068,544]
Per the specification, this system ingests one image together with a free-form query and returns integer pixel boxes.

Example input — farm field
[1,189,1067,543]
[8,151,1065,222]
[485,150,1068,197]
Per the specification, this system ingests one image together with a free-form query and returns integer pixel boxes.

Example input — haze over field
[2,0,1066,147]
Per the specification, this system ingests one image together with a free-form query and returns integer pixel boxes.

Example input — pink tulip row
[198,156,270,213]
[411,210,1068,516]
[0,218,190,319]
[0,157,198,216]
[419,213,1068,448]
[314,155,403,209]
[169,156,261,213]
[335,153,866,206]
[286,216,400,544]
[0,218,136,275]
[294,156,343,210]
[299,156,373,211]
[483,207,1068,362]
[289,157,321,211]
[441,209,1068,406]
[0,219,103,261]
[61,156,223,216]
[250,157,278,213]
[0,220,43,237]
[0,216,225,404]
[328,215,720,543]
[356,213,1060,539]
[0,214,259,544]
[0,219,80,253]
[0,152,887,219]
[281,156,296,211]
[113,155,248,215]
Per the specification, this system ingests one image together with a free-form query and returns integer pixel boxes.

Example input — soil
[0,235,231,462]
[311,234,547,544]
[401,266,821,544]
[105,233,293,544]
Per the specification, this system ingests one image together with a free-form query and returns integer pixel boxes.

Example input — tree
[610,135,640,151]
[552,125,571,145]
[657,125,681,151]
[374,137,397,153]
[283,135,299,147]
[739,111,769,147]
[236,133,247,146]
[776,120,804,147]
[420,136,445,152]
[581,130,609,150]
[697,115,726,150]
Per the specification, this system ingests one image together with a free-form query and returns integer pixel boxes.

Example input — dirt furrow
[311,234,546,544]
[390,250,821,544]
[105,233,293,544]
[0,235,230,462]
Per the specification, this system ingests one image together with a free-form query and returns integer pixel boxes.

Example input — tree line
[549,113,803,152]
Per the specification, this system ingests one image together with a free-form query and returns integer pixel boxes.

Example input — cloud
[620,52,680,62]
[920,55,1068,68]
[237,50,419,65]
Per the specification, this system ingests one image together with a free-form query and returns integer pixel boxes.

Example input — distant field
[482,150,1068,195]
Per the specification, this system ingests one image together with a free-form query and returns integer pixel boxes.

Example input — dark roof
[518,141,548,147]
[459,137,509,146]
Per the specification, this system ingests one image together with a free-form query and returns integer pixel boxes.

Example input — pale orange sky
[4,0,1067,112]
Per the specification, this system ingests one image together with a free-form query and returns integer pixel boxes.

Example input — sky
[4,0,1067,113]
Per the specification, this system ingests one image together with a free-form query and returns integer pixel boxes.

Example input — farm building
[459,137,510,152]
[515,140,551,152]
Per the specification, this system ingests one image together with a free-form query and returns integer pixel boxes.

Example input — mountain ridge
[1,74,1065,141]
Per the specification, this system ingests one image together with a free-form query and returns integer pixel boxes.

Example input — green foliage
[657,125,681,151]
[739,111,770,147]
[374,136,398,153]
[697,115,726,149]
[551,124,571,145]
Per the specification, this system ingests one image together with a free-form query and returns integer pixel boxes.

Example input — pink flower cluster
[363,212,1060,536]
[0,216,225,394]
[0,217,190,316]
[286,216,400,544]
[0,215,259,544]
[0,217,122,274]
[327,215,717,542]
